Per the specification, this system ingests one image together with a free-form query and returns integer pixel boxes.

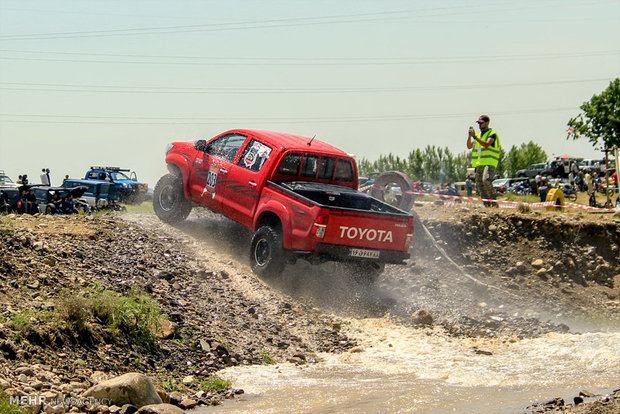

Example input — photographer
[467,114,502,206]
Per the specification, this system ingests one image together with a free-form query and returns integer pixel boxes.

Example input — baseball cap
[477,115,490,124]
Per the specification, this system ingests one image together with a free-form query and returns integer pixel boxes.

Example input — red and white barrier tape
[408,191,617,212]
[360,185,617,212]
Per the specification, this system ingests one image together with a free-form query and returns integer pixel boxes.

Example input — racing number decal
[202,165,219,198]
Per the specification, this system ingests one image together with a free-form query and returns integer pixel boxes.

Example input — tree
[503,141,547,177]
[567,78,620,149]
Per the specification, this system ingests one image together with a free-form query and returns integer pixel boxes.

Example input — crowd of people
[0,168,89,215]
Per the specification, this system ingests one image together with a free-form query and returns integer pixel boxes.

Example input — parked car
[0,170,18,188]
[62,179,120,210]
[32,186,88,214]
[0,187,21,213]
[516,163,547,178]
[84,166,148,204]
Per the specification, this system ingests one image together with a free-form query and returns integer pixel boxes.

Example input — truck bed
[274,181,409,216]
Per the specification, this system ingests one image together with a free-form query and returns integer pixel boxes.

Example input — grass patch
[197,376,232,393]
[260,351,276,365]
[88,289,162,351]
[160,378,181,393]
[122,201,154,214]
[0,390,23,414]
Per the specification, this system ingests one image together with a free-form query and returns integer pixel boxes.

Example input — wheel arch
[253,205,292,249]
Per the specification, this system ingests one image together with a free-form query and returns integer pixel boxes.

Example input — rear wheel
[250,226,285,277]
[153,174,192,224]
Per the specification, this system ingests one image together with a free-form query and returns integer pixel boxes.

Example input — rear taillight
[405,233,414,247]
[313,214,328,239]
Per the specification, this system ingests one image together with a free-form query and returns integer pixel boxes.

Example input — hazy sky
[1,0,619,186]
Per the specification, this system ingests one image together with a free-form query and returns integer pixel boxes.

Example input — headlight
[122,183,128,188]
[166,143,173,154]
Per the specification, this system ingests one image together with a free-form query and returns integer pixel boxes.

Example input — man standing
[40,168,50,186]
[466,114,501,206]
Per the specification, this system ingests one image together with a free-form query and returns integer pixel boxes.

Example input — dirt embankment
[412,206,620,325]
[0,214,353,411]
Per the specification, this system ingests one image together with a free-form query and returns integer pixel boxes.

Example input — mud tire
[153,174,192,224]
[250,226,285,277]
[370,171,414,211]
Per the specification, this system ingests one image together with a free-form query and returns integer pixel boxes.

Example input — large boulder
[83,373,162,408]
[137,404,184,414]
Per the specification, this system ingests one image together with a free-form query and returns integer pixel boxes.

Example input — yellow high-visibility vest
[471,129,501,167]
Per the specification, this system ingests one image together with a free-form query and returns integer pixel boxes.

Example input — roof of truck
[226,129,350,156]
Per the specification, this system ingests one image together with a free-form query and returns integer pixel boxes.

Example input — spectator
[585,171,593,195]
[16,175,23,184]
[25,189,38,214]
[63,194,78,214]
[21,174,29,185]
[40,168,50,185]
[465,177,473,197]
[539,178,549,202]
[51,192,63,214]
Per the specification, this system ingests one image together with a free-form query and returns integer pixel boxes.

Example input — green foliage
[197,376,232,393]
[122,202,154,214]
[0,390,24,414]
[568,78,620,149]
[160,378,180,393]
[260,350,276,365]
[89,289,162,351]
[60,295,92,332]
[9,311,34,332]
[503,141,548,177]
[358,146,472,183]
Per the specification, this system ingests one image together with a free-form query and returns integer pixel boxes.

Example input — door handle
[220,168,228,174]
[248,181,257,187]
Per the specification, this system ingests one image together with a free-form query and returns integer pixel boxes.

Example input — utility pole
[603,146,611,208]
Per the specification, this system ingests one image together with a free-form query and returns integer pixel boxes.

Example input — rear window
[318,157,336,179]
[335,159,354,181]
[301,155,319,177]
[277,153,301,175]
[276,153,354,182]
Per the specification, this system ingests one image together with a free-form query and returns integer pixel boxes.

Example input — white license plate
[349,248,380,259]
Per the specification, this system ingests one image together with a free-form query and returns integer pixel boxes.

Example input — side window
[318,157,336,179]
[301,155,319,178]
[87,172,98,180]
[238,139,273,172]
[207,133,247,163]
[334,159,354,182]
[277,153,302,175]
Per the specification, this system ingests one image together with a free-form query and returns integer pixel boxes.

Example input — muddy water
[202,319,620,413]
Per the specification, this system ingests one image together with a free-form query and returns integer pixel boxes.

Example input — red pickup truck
[154,129,414,283]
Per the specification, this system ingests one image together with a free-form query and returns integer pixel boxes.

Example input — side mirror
[194,140,209,152]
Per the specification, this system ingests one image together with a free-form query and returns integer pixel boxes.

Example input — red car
[154,129,414,283]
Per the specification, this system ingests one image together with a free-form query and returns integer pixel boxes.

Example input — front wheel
[250,226,285,277]
[153,174,192,224]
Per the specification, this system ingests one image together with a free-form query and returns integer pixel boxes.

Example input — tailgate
[322,209,413,251]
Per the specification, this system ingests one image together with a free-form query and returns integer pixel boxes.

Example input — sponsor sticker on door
[202,165,219,198]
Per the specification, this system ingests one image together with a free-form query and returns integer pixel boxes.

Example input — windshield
[0,175,14,184]
[493,179,507,186]
[111,172,130,180]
